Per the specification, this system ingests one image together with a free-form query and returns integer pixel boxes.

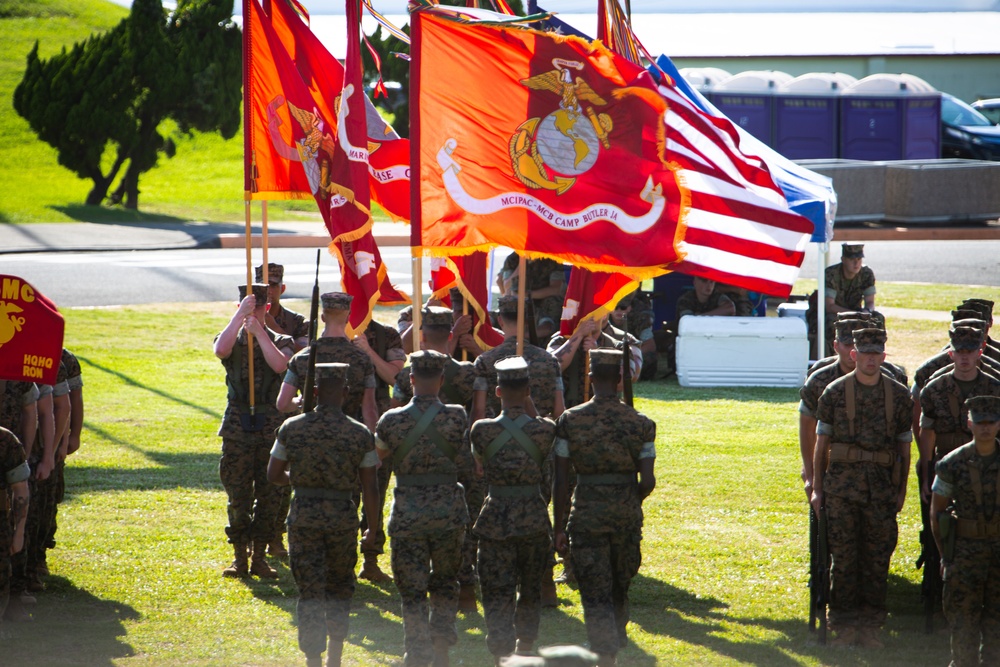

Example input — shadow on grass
[67,420,220,492]
[78,355,222,421]
[51,204,191,224]
[2,575,139,665]
[629,573,950,667]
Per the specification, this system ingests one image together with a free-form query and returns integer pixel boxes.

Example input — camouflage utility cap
[321,292,352,310]
[315,362,349,381]
[950,326,985,352]
[497,294,521,317]
[841,243,864,258]
[952,308,985,323]
[852,328,886,353]
[952,318,986,332]
[962,298,994,316]
[966,395,1000,423]
[409,349,449,375]
[239,283,269,304]
[589,348,623,372]
[495,356,530,381]
[421,306,454,329]
[837,310,871,322]
[835,319,864,344]
[254,262,283,285]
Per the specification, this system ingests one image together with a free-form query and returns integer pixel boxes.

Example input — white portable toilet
[679,67,733,93]
[711,71,793,147]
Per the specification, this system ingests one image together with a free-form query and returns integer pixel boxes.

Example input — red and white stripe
[659,83,812,297]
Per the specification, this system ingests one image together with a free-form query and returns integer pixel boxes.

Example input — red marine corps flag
[560,268,635,336]
[411,4,812,297]
[0,276,64,386]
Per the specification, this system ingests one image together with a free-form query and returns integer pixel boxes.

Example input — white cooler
[675,316,808,388]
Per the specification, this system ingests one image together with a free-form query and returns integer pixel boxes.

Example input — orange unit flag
[0,276,64,386]
[411,5,813,297]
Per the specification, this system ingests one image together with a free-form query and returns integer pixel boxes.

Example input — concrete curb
[216,232,411,248]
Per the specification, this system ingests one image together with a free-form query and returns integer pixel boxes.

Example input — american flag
[657,80,813,296]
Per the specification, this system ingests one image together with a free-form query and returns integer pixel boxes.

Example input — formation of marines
[212,258,657,667]
[799,272,1000,663]
[1,347,85,626]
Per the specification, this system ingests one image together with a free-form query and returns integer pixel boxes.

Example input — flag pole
[413,255,423,343]
[516,257,526,355]
[262,201,269,281]
[244,200,256,415]
[461,296,468,362]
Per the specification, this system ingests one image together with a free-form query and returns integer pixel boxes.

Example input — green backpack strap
[484,414,543,467]
[395,401,456,463]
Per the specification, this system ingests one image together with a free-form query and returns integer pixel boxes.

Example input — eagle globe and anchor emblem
[509,58,614,195]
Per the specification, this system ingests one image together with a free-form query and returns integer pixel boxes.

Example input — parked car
[941,93,1000,160]
[971,98,1000,126]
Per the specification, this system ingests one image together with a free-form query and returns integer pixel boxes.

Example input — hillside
[0,0,319,223]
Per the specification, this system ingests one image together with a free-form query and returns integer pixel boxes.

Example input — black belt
[395,473,458,487]
[488,484,540,498]
[294,487,353,500]
[576,473,634,486]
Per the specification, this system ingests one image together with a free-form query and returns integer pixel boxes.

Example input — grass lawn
[0,0,345,224]
[1,294,975,666]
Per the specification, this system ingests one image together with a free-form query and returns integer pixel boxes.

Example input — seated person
[675,276,736,318]
[822,243,877,356]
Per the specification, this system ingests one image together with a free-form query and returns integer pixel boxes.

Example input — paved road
[3,240,997,308]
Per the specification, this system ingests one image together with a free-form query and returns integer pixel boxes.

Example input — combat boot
[267,535,288,558]
[856,626,884,649]
[596,653,617,667]
[222,542,249,578]
[515,638,534,654]
[432,638,450,667]
[250,541,279,579]
[554,559,575,585]
[325,636,343,667]
[458,583,478,613]
[305,654,322,667]
[358,553,391,583]
[829,626,857,648]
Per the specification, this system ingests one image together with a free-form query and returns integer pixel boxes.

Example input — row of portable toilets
[682,69,942,161]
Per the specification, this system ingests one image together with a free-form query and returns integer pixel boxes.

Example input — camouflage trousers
[26,460,63,574]
[273,485,291,540]
[458,475,485,587]
[355,458,393,556]
[390,528,464,667]
[570,529,643,656]
[943,537,1000,667]
[219,435,281,544]
[477,532,550,657]
[0,521,10,622]
[826,494,898,629]
[288,520,359,657]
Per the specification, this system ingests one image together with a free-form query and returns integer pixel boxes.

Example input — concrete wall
[673,54,1000,103]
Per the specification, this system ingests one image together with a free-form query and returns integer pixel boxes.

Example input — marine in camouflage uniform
[0,380,37,622]
[278,293,377,428]
[473,295,564,422]
[612,293,658,381]
[810,328,913,648]
[500,252,566,344]
[355,318,406,583]
[1,426,30,626]
[548,317,636,411]
[809,313,908,386]
[822,244,877,356]
[375,350,470,667]
[257,263,311,557]
[214,283,294,579]
[675,276,736,318]
[931,395,1000,667]
[960,299,1000,364]
[392,308,481,610]
[553,350,657,667]
[267,363,379,667]
[471,357,555,663]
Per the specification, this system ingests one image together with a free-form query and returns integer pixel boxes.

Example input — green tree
[13,0,241,210]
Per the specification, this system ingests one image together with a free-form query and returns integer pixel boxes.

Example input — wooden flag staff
[516,258,526,356]
[412,255,423,339]
[461,296,468,362]
[244,200,256,416]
